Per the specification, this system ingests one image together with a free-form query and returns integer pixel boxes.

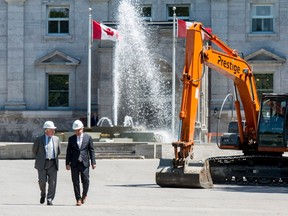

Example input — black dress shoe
[81,196,87,204]
[40,197,45,204]
[47,200,53,206]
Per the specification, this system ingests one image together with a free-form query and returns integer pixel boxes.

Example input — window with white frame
[168,6,189,21]
[48,7,69,34]
[141,6,152,21]
[251,4,273,33]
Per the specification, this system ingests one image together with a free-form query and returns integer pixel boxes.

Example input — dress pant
[71,161,90,201]
[38,159,57,201]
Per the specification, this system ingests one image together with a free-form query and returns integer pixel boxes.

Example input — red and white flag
[92,20,118,41]
[177,19,212,38]
[177,19,194,38]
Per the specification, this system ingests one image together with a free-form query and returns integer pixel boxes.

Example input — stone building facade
[0,0,287,141]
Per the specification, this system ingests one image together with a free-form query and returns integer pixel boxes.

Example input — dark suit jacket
[66,133,96,168]
[32,134,61,170]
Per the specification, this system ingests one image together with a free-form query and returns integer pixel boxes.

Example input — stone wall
[0,110,85,142]
[0,142,164,159]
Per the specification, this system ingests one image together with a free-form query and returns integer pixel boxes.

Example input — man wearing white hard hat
[32,121,61,206]
[66,120,96,206]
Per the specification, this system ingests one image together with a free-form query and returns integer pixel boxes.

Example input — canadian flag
[177,19,212,38]
[92,20,119,41]
[177,19,194,38]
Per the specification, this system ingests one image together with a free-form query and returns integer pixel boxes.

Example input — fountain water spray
[113,0,171,129]
[97,117,114,127]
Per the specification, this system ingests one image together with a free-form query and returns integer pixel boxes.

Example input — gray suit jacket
[32,134,61,170]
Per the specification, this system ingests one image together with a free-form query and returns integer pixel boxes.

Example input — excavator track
[207,155,288,186]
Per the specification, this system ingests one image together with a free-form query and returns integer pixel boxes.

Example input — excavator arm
[171,22,205,166]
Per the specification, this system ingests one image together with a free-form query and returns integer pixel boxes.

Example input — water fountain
[123,115,134,127]
[113,0,171,130]
[97,117,114,127]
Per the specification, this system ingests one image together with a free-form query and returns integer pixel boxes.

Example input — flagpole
[172,7,176,138]
[87,8,92,128]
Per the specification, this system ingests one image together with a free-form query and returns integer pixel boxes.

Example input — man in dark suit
[32,121,61,206]
[65,120,96,206]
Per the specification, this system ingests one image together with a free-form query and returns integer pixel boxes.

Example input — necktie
[78,136,82,161]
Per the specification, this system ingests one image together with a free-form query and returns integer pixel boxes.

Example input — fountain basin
[120,131,155,142]
[91,126,156,142]
[91,126,133,138]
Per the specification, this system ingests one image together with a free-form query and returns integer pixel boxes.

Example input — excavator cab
[209,94,288,185]
[258,93,288,151]
[219,94,288,153]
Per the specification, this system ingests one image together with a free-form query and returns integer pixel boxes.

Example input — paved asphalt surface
[1,144,288,216]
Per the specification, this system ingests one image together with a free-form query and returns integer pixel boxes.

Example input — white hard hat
[43,121,57,129]
[72,120,84,130]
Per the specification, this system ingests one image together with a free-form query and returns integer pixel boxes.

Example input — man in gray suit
[33,121,61,206]
[66,120,96,206]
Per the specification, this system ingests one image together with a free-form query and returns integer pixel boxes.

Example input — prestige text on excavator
[156,22,288,188]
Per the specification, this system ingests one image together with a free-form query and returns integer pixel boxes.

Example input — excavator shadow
[213,185,288,194]
[106,184,158,188]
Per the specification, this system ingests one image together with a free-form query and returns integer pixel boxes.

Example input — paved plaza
[1,144,288,216]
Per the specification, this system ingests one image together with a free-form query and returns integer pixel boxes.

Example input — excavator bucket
[156,158,213,188]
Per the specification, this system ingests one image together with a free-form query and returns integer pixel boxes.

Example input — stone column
[4,0,26,110]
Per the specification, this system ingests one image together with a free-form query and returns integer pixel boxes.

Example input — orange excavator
[156,22,288,188]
